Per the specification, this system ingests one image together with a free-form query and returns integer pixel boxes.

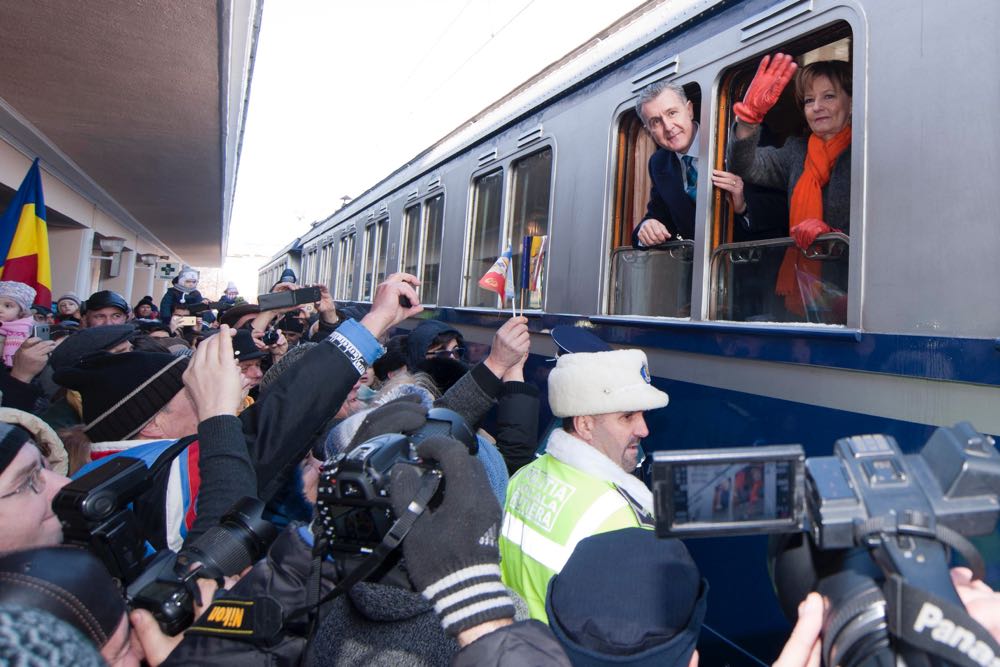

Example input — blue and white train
[261,0,1000,660]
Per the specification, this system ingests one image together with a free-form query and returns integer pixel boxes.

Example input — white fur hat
[548,349,668,418]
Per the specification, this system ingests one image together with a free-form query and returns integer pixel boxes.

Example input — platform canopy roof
[0,0,262,265]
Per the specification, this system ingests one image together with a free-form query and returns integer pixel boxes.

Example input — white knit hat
[548,349,668,418]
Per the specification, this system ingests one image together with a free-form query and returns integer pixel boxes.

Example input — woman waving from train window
[728,54,852,320]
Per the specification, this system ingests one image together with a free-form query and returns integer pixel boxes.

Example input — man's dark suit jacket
[631,147,695,247]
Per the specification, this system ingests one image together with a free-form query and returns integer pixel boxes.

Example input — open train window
[509,148,552,310]
[336,231,356,300]
[608,83,700,317]
[463,169,504,307]
[421,193,444,304]
[710,25,853,325]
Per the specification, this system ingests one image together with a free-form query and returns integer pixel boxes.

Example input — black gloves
[348,395,428,450]
[390,435,514,637]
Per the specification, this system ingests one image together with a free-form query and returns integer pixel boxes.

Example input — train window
[362,220,386,301]
[421,193,444,304]
[401,204,421,277]
[608,83,700,317]
[375,218,389,289]
[509,148,552,310]
[336,232,355,300]
[711,27,853,325]
[464,170,504,307]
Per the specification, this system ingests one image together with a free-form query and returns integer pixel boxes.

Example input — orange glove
[791,218,831,250]
[733,53,798,125]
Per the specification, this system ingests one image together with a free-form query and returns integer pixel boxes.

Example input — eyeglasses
[427,347,466,360]
[0,462,46,500]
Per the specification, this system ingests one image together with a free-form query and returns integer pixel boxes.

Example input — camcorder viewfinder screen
[653,445,804,538]
[672,461,794,525]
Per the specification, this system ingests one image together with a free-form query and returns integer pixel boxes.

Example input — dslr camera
[313,407,475,576]
[652,422,1000,666]
[54,456,277,635]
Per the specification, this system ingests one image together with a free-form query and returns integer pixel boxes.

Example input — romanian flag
[478,244,515,304]
[0,159,52,307]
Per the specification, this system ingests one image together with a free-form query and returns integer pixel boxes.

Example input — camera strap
[884,574,1000,667]
[854,514,987,582]
[292,468,443,625]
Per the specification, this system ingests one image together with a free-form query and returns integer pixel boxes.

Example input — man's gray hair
[635,80,688,125]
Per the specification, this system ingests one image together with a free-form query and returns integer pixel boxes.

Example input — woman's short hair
[794,59,852,105]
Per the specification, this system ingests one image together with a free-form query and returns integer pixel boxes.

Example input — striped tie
[681,155,697,201]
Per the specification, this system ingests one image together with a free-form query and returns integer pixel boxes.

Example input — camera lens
[176,498,277,580]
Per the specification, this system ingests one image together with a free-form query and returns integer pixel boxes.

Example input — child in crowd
[0,280,38,366]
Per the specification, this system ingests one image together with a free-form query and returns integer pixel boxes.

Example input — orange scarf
[776,125,852,315]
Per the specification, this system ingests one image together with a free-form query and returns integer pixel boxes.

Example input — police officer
[499,348,670,620]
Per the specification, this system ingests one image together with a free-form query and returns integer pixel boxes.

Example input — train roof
[302,0,722,237]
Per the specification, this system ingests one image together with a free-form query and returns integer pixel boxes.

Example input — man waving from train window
[632,81,746,247]
[499,348,689,621]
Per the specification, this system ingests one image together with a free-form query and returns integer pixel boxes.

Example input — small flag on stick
[478,244,517,314]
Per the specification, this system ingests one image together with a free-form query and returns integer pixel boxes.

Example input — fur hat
[0,281,36,315]
[53,351,189,442]
[547,349,668,417]
[0,408,69,475]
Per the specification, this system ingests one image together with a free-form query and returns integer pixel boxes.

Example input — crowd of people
[0,53,998,666]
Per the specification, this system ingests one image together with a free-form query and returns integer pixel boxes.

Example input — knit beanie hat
[547,349,668,417]
[0,606,104,667]
[0,547,125,651]
[0,281,36,315]
[52,351,189,442]
[56,292,82,308]
[0,422,32,475]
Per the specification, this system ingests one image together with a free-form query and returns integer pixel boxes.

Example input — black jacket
[493,381,540,474]
[633,147,695,244]
[452,620,570,667]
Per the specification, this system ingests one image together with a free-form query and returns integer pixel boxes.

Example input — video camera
[313,407,475,581]
[651,422,1000,666]
[54,456,277,635]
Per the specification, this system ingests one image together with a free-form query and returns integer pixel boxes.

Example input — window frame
[506,145,556,313]
[461,166,507,308]
[336,228,357,300]
[400,202,423,278]
[361,217,389,303]
[419,190,446,306]
[460,140,557,312]
[707,20,859,327]
[602,83,702,320]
